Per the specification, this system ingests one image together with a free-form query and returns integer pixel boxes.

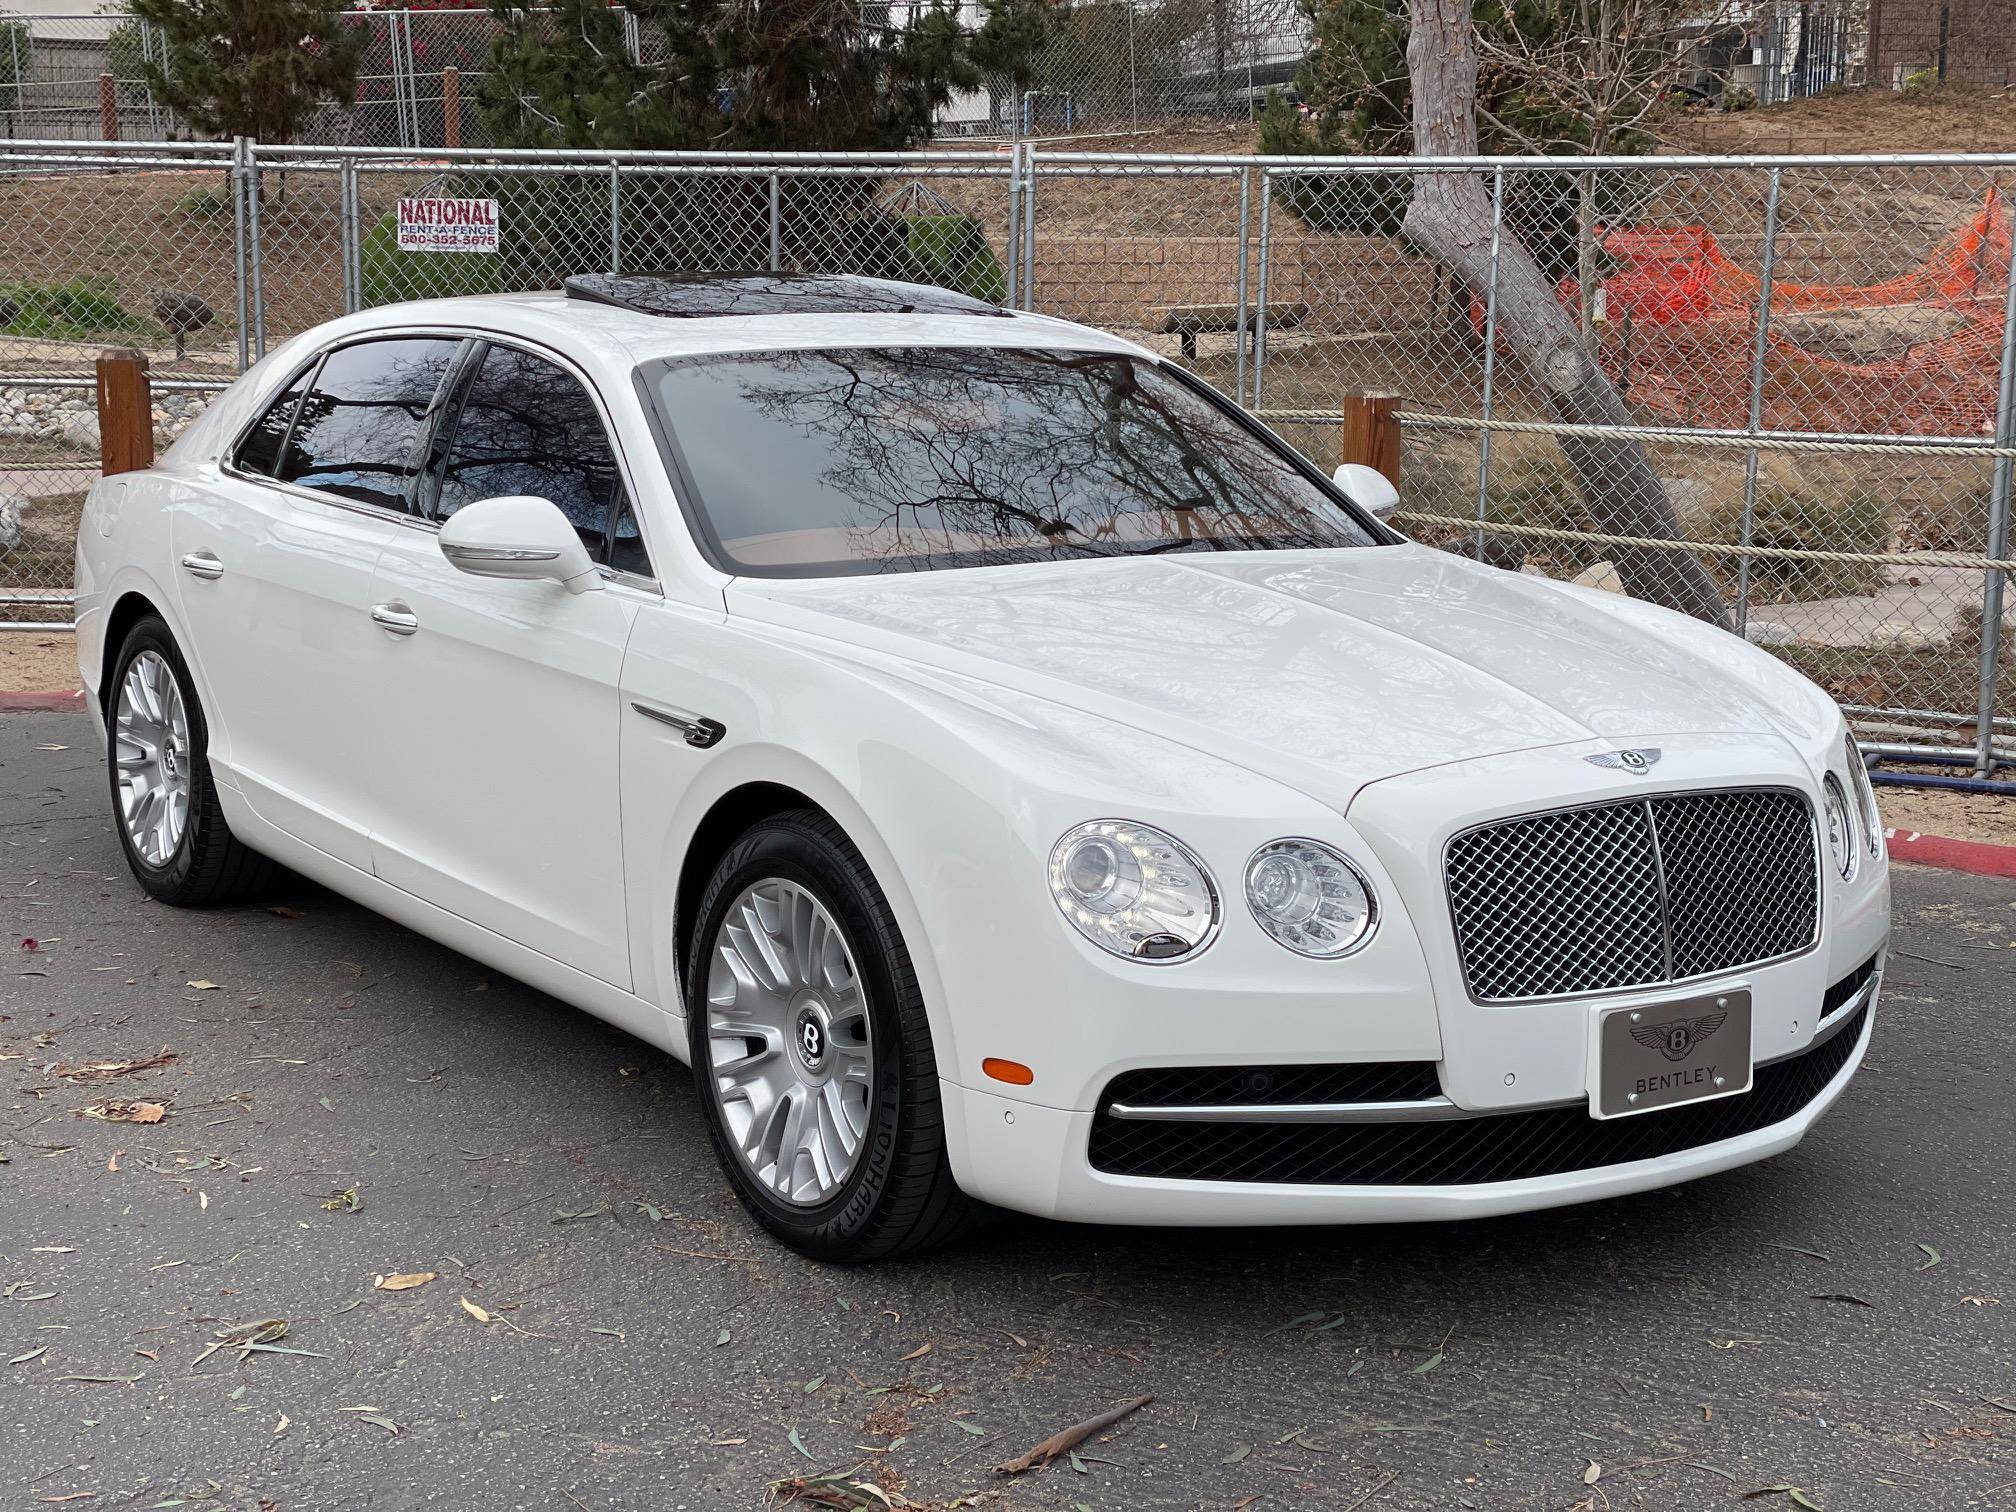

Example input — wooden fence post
[95,349,152,476]
[98,72,118,141]
[442,66,462,150]
[1339,392,1401,484]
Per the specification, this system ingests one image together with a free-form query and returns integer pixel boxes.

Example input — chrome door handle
[370,601,420,637]
[179,550,224,581]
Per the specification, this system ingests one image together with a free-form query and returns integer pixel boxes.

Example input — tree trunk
[1402,0,1730,629]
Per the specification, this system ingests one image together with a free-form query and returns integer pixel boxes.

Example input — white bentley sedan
[75,273,1889,1260]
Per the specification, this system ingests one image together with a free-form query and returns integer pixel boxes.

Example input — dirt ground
[0,628,76,691]
[1874,770,2016,845]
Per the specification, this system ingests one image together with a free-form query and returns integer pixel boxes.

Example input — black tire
[105,615,280,907]
[685,809,980,1262]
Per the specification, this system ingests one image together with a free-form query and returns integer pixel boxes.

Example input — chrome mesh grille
[1445,789,1818,1002]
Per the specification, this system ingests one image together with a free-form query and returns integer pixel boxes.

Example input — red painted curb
[1886,828,2016,880]
[0,689,85,712]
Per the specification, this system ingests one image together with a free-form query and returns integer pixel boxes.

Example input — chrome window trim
[1440,784,1824,1007]
[220,323,663,594]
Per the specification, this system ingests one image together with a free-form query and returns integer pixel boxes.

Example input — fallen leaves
[185,980,221,991]
[373,1271,437,1292]
[9,1345,49,1365]
[769,1471,913,1509]
[994,1394,1153,1474]
[898,1342,932,1362]
[1744,1487,1823,1510]
[1807,1293,1874,1308]
[459,1296,492,1324]
[192,1319,325,1368]
[1916,1243,1944,1271]
[49,1049,176,1085]
[320,1185,364,1213]
[78,1100,165,1125]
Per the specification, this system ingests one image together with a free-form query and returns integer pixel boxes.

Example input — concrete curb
[1886,828,2016,880]
[0,689,84,712]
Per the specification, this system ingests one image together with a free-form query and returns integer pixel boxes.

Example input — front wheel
[685,810,977,1261]
[106,616,278,906]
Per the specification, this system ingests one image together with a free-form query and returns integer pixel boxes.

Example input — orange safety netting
[1465,192,2013,435]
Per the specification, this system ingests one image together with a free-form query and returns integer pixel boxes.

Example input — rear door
[170,336,465,868]
[362,340,647,987]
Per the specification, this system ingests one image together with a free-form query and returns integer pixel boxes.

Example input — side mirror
[438,495,601,595]
[1332,462,1400,523]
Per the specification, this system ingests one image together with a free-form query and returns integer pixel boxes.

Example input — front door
[362,341,649,988]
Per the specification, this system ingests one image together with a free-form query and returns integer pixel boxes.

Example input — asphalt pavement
[3,710,2013,1511]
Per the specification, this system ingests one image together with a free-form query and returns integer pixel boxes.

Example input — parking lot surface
[4,711,2014,1511]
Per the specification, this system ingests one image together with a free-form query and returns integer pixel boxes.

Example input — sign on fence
[395,197,500,254]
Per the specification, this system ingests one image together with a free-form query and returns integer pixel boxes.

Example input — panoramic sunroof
[563,271,1011,319]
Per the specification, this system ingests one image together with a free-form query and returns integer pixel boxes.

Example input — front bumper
[942,986,1873,1224]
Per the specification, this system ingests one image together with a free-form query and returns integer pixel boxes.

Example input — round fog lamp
[1245,838,1377,958]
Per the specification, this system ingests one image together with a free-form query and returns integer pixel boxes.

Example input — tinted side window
[235,368,311,477]
[280,338,461,512]
[437,346,644,572]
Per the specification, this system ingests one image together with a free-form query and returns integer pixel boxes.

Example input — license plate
[1593,988,1753,1119]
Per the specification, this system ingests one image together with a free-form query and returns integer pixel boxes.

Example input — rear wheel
[686,810,977,1261]
[107,617,278,906]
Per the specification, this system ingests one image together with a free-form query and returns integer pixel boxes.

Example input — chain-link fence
[2,137,2012,772]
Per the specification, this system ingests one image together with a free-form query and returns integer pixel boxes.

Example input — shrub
[0,280,154,341]
[1480,452,1609,576]
[1897,475,1990,554]
[906,215,1007,304]
[1707,485,1890,603]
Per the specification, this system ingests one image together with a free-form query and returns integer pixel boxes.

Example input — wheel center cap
[793,1006,828,1071]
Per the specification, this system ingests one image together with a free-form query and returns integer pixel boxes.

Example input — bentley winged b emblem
[1631,1012,1727,1063]
[1585,747,1662,775]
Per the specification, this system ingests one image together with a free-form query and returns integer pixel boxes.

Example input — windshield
[645,346,1384,577]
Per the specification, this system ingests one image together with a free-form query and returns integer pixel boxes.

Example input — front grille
[1445,789,1819,1001]
[1087,1003,1868,1185]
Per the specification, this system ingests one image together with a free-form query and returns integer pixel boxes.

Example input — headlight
[1244,838,1378,958]
[1820,775,1857,880]
[1843,729,1883,858]
[1048,820,1220,962]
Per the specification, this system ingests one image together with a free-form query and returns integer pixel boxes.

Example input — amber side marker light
[982,1058,1035,1086]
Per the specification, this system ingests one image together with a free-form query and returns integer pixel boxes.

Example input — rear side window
[235,369,309,477]
[279,338,462,512]
[436,344,646,574]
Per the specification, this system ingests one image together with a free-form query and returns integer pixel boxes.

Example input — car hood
[729,544,1823,813]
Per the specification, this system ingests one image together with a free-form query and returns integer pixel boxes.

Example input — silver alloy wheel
[705,878,875,1206]
[113,649,191,868]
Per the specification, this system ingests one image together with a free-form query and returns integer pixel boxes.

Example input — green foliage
[970,0,1057,94]
[173,188,232,220]
[907,215,1008,303]
[126,0,365,143]
[1257,90,1410,236]
[1708,485,1890,603]
[478,0,976,153]
[0,279,154,341]
[358,212,508,308]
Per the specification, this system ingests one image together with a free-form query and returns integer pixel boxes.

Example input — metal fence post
[246,143,266,360]
[768,172,782,272]
[1973,219,2016,773]
[1019,142,1037,311]
[1253,168,1272,407]
[609,161,623,274]
[231,137,251,372]
[1234,165,1252,405]
[340,156,361,314]
[1471,168,1506,557]
[1735,166,1784,633]
[1004,145,1022,309]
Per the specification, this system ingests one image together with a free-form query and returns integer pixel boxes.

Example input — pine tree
[126,0,365,144]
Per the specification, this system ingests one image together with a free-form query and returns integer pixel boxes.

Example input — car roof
[313,287,1146,370]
